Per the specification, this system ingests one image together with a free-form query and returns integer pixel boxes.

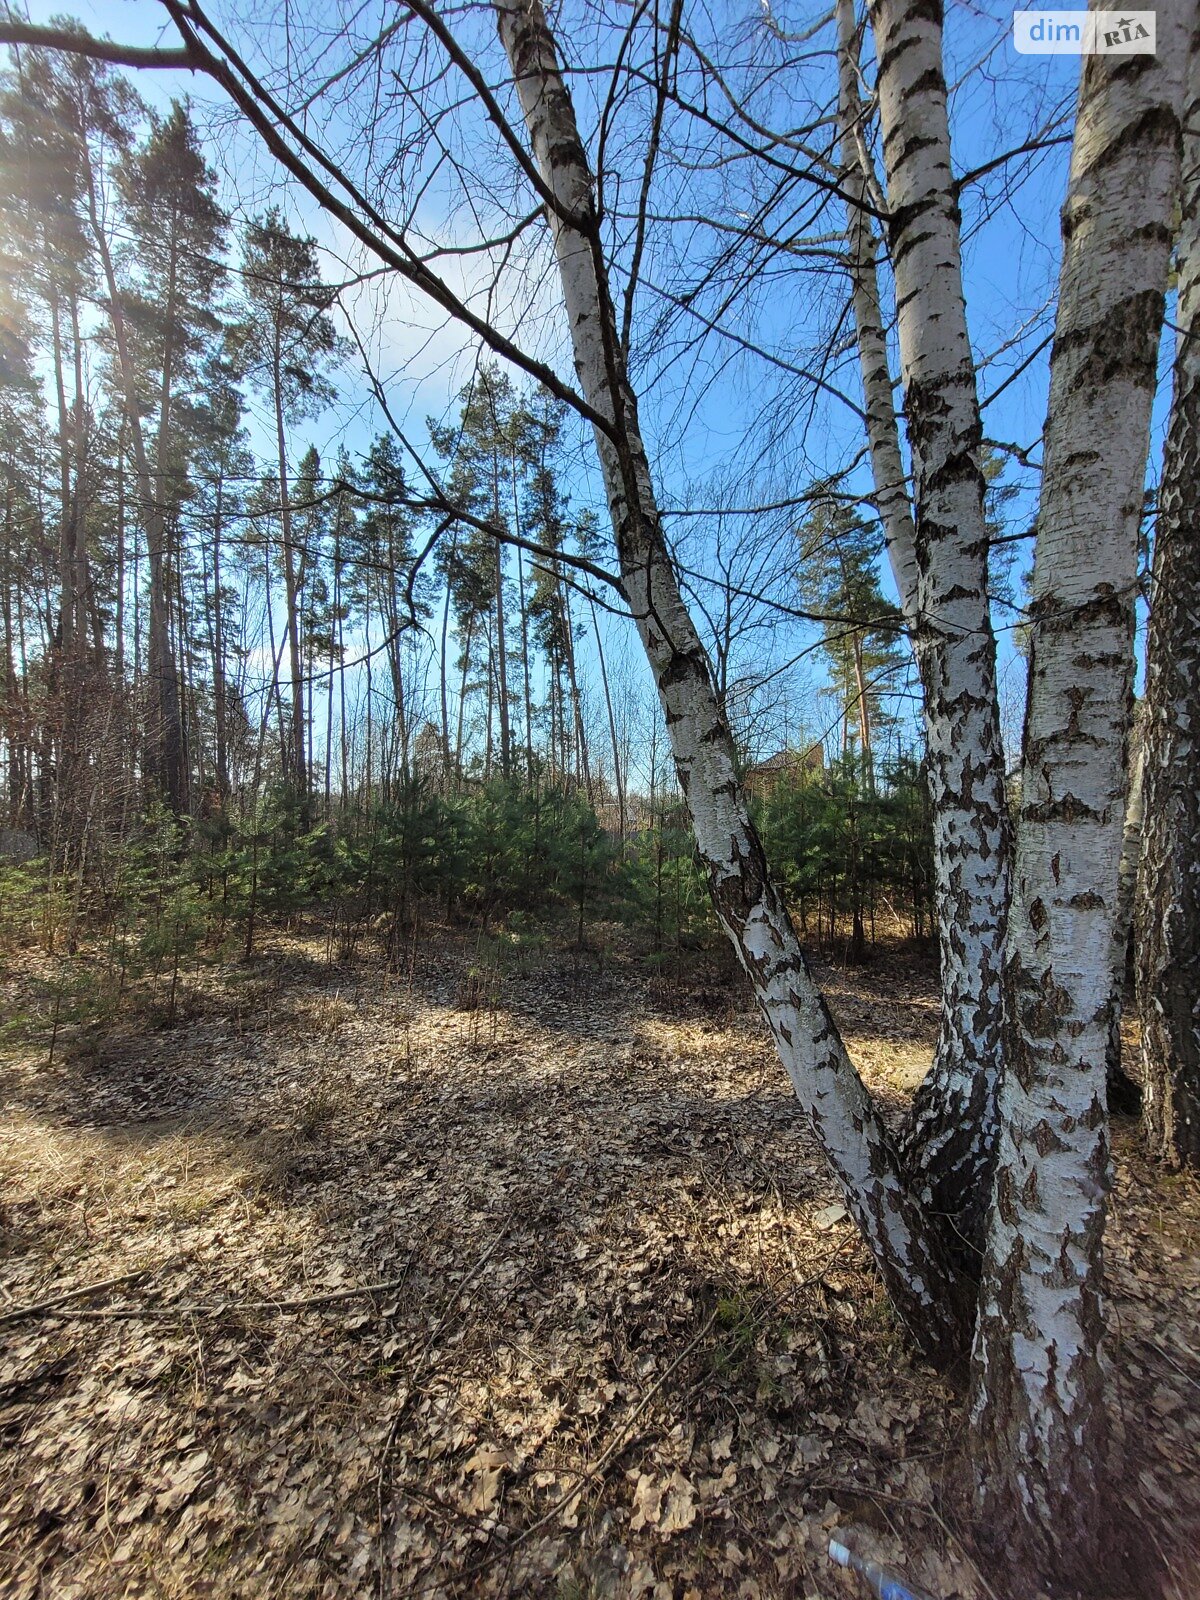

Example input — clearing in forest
[1,931,1197,1599]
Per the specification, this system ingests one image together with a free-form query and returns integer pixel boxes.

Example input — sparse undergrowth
[0,930,1196,1600]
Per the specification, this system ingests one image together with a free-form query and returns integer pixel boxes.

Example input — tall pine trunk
[83,157,187,815]
[970,9,1187,1586]
[1,474,26,828]
[210,472,231,804]
[493,541,511,778]
[510,445,537,781]
[567,596,594,803]
[272,360,308,810]
[439,529,458,781]
[114,417,126,681]
[585,589,619,830]
[489,450,512,778]
[48,284,94,851]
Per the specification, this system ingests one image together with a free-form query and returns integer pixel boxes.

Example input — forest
[0,0,1196,1597]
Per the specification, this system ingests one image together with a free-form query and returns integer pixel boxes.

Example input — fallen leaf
[814,1203,849,1231]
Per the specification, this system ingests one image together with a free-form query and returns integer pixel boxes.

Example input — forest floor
[1,922,1198,1600]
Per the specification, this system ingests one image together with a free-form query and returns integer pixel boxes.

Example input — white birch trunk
[494,0,968,1364]
[867,0,1010,1249]
[970,8,1187,1584]
[1137,54,1200,1168]
[836,0,918,628]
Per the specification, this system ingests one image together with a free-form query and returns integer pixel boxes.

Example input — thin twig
[1146,1337,1200,1393]
[0,1267,154,1327]
[419,1305,724,1595]
[5,1267,416,1325]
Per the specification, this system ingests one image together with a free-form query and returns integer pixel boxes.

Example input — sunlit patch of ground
[0,927,1196,1599]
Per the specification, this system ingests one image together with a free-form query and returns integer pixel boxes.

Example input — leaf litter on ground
[0,925,1197,1599]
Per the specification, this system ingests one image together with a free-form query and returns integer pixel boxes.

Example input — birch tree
[861,0,1011,1249]
[970,11,1188,1585]
[835,0,917,629]
[1137,67,1200,1168]
[492,0,968,1363]
[3,5,1192,1588]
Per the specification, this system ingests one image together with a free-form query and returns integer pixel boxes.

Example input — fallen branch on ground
[0,1268,155,1327]
[1,1264,416,1325]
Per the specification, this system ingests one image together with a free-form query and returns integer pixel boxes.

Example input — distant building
[742,744,824,801]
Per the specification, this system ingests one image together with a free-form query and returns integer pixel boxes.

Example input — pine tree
[520,395,589,791]
[430,366,519,778]
[796,497,904,790]
[327,449,358,808]
[234,210,339,813]
[0,46,112,841]
[0,279,42,831]
[359,433,428,778]
[190,350,253,804]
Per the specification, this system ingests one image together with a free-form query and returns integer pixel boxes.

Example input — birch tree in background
[835,0,917,630]
[1104,725,1145,1113]
[864,0,1011,1250]
[970,9,1188,1585]
[1138,61,1200,1169]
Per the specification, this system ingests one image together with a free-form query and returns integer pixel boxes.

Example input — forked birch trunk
[1137,60,1200,1169]
[494,0,968,1365]
[866,0,1010,1251]
[970,10,1187,1585]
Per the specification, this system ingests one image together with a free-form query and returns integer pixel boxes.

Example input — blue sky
[8,0,1175,770]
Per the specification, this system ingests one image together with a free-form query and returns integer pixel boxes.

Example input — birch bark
[493,0,968,1365]
[970,10,1187,1584]
[1137,54,1200,1168]
[836,0,918,629]
[866,0,1010,1250]
[1105,726,1144,1112]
